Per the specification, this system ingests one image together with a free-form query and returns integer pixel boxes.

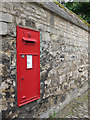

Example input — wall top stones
[39,1,90,32]
[0,0,89,32]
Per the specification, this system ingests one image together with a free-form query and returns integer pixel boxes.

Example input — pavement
[58,90,89,118]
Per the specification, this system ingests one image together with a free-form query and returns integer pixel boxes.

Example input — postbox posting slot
[22,37,36,43]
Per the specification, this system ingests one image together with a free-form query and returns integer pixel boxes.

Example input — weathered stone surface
[0,12,12,23]
[25,18,36,28]
[0,22,7,35]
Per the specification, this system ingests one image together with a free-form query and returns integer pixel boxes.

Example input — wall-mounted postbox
[16,26,40,107]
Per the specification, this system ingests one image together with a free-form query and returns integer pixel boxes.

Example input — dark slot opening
[25,41,35,43]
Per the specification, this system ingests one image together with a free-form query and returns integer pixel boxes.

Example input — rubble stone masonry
[0,1,89,118]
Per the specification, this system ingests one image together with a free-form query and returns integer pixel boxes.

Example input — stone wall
[0,1,89,119]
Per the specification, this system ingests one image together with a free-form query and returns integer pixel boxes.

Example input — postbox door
[17,26,40,107]
[20,54,40,103]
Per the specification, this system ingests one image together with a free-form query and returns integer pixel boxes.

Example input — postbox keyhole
[22,77,24,80]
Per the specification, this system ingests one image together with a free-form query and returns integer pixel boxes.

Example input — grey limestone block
[0,12,12,23]
[0,22,7,35]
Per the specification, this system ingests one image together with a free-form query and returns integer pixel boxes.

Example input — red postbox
[16,26,40,107]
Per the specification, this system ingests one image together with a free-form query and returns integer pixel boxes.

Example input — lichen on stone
[53,0,90,29]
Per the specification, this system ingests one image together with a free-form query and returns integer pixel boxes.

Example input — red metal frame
[16,26,40,107]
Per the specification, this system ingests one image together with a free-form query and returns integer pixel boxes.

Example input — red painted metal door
[16,26,40,107]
